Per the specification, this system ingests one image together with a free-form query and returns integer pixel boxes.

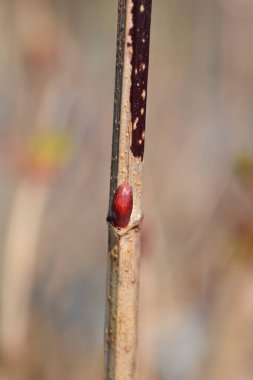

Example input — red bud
[111,183,133,228]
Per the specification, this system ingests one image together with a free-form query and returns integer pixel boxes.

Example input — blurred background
[0,0,253,379]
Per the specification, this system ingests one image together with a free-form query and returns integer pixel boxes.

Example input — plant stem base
[105,223,141,380]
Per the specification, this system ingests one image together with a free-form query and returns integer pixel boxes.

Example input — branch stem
[105,1,152,378]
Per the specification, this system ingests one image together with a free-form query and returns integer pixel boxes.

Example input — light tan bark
[104,0,152,378]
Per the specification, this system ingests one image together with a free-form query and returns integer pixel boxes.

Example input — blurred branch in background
[1,180,50,378]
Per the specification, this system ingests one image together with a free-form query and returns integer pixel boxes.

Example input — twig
[104,1,152,379]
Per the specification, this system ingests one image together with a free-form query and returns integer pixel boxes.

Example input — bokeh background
[1,0,253,379]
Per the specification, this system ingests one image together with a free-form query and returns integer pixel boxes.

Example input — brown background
[0,1,253,379]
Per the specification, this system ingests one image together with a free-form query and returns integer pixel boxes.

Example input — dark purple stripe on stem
[129,0,152,160]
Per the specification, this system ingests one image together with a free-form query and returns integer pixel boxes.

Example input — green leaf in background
[234,152,253,187]
[26,131,72,168]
